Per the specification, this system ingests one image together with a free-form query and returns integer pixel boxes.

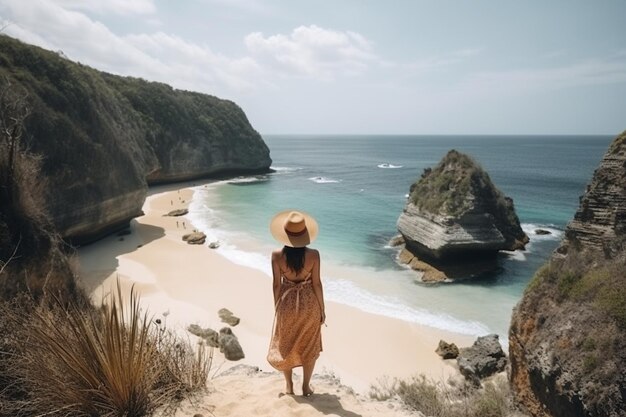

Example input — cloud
[1,1,381,94]
[0,0,261,93]
[245,25,379,80]
[124,32,262,91]
[51,0,157,15]
[1,0,164,76]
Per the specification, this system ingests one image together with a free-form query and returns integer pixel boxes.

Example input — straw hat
[270,210,319,248]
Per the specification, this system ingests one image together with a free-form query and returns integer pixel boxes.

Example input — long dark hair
[282,246,306,274]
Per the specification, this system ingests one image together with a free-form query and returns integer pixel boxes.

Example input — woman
[267,210,325,397]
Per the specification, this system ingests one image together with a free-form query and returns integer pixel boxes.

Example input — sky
[0,0,625,135]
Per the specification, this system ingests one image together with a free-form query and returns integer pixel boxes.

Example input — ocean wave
[271,166,302,172]
[501,250,527,262]
[377,163,403,169]
[324,279,491,337]
[309,176,341,184]
[522,223,563,241]
[227,176,269,185]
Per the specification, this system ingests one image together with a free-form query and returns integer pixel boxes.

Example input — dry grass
[0,282,211,417]
[370,374,522,417]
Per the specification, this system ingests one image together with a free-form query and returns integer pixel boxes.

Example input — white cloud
[124,32,263,91]
[245,25,378,80]
[51,0,157,15]
[1,1,382,94]
[0,0,261,93]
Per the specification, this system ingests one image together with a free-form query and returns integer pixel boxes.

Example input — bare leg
[302,360,316,396]
[283,369,294,394]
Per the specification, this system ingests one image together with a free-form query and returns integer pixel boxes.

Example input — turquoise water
[189,135,613,341]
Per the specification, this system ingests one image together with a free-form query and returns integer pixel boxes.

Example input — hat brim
[270,210,319,248]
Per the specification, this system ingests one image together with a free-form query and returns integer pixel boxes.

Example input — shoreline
[77,181,475,393]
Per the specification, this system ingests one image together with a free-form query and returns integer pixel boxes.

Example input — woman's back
[274,248,318,283]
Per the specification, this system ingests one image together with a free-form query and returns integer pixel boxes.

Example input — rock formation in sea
[396,149,528,281]
[509,131,626,417]
[0,35,271,244]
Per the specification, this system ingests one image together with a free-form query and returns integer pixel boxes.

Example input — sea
[188,134,614,344]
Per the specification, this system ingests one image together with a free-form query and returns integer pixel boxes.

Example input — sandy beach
[77,182,475,416]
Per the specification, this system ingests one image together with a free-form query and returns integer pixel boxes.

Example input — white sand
[77,182,475,416]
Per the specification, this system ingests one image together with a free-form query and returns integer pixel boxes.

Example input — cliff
[509,131,626,417]
[396,150,527,280]
[0,35,271,243]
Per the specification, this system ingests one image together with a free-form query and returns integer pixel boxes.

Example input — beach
[78,182,478,415]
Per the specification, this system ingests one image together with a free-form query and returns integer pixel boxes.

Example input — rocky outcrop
[165,209,188,217]
[218,327,245,361]
[396,150,527,280]
[182,232,206,245]
[0,35,271,244]
[218,308,240,326]
[555,132,626,258]
[509,131,626,417]
[187,324,245,361]
[435,340,459,359]
[457,334,507,386]
[187,324,220,347]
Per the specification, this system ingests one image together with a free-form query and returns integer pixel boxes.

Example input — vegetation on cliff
[510,131,626,417]
[0,77,79,301]
[101,74,269,182]
[0,34,271,242]
[410,150,518,226]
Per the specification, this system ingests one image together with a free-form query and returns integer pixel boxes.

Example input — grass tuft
[0,281,211,416]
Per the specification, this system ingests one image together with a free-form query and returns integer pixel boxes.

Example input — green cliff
[0,35,271,244]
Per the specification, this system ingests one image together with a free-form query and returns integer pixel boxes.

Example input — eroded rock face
[0,35,271,244]
[396,150,527,279]
[556,132,626,258]
[509,131,626,417]
[457,334,507,386]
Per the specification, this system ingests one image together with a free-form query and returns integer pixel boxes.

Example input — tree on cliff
[0,77,30,210]
[0,77,78,300]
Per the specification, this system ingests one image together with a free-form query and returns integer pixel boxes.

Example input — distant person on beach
[268,210,325,397]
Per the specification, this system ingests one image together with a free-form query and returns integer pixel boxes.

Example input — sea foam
[309,176,341,184]
[271,166,302,173]
[522,223,563,241]
[324,279,491,337]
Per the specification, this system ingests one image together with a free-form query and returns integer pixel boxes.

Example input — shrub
[0,283,211,416]
[371,374,519,417]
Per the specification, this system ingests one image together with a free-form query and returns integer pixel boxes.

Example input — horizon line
[259,132,619,137]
